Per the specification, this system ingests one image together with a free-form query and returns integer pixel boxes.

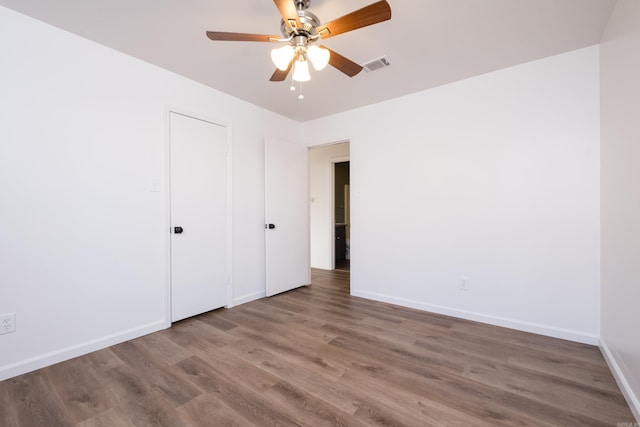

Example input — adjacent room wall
[309,142,349,270]
[599,0,640,419]
[304,46,601,344]
[0,7,301,380]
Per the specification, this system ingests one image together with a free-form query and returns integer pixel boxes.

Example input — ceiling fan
[206,0,392,85]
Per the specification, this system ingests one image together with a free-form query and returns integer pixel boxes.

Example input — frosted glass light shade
[271,45,295,71]
[307,45,330,71]
[292,59,311,82]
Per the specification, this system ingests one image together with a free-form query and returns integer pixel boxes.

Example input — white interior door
[170,112,229,322]
[265,138,310,296]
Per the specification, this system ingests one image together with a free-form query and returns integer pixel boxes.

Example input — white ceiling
[0,0,616,122]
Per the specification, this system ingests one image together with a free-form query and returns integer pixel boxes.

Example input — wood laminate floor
[335,259,350,272]
[0,269,635,426]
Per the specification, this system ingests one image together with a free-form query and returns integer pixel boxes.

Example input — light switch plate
[149,178,161,192]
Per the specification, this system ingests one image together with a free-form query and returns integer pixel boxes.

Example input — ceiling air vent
[362,56,391,73]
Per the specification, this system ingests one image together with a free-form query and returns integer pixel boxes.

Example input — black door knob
[265,223,276,229]
[174,226,184,234]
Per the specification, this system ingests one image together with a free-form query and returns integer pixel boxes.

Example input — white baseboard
[351,289,599,345]
[600,339,640,423]
[0,320,167,381]
[311,263,333,270]
[234,290,266,306]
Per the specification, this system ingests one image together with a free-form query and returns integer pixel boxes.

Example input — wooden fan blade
[322,46,364,77]
[273,0,301,31]
[270,60,294,82]
[270,67,290,82]
[316,0,391,40]
[206,31,279,42]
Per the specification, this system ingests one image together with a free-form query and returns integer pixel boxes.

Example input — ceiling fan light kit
[271,45,295,71]
[206,0,392,98]
[307,45,330,71]
[293,57,311,82]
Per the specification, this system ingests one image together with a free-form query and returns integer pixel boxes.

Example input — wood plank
[75,408,137,427]
[102,365,187,426]
[159,316,240,353]
[175,393,255,427]
[176,355,299,426]
[78,347,125,371]
[44,358,114,424]
[223,339,361,415]
[1,371,75,426]
[262,380,369,427]
[108,340,203,406]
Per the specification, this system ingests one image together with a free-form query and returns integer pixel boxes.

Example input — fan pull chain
[290,73,304,100]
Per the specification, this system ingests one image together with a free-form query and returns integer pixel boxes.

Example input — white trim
[0,320,166,381]
[225,123,234,309]
[600,339,640,423]
[162,107,173,327]
[234,291,266,306]
[329,159,336,270]
[310,263,334,270]
[163,105,234,321]
[330,155,350,163]
[351,289,599,345]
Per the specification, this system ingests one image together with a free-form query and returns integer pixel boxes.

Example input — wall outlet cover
[0,313,16,334]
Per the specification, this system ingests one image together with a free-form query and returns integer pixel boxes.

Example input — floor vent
[362,56,391,72]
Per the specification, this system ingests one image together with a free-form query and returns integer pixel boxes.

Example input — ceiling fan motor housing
[280,9,320,41]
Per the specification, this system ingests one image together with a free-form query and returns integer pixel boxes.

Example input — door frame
[163,106,234,327]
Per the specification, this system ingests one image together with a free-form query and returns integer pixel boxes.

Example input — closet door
[170,112,229,322]
[264,138,310,296]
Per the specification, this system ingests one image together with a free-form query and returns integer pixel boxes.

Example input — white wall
[600,0,640,420]
[304,46,601,344]
[309,142,350,270]
[0,7,301,380]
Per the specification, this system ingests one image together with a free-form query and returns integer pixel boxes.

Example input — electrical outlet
[459,276,470,291]
[0,313,16,335]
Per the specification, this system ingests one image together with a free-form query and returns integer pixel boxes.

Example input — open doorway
[309,142,350,273]
[334,161,350,272]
